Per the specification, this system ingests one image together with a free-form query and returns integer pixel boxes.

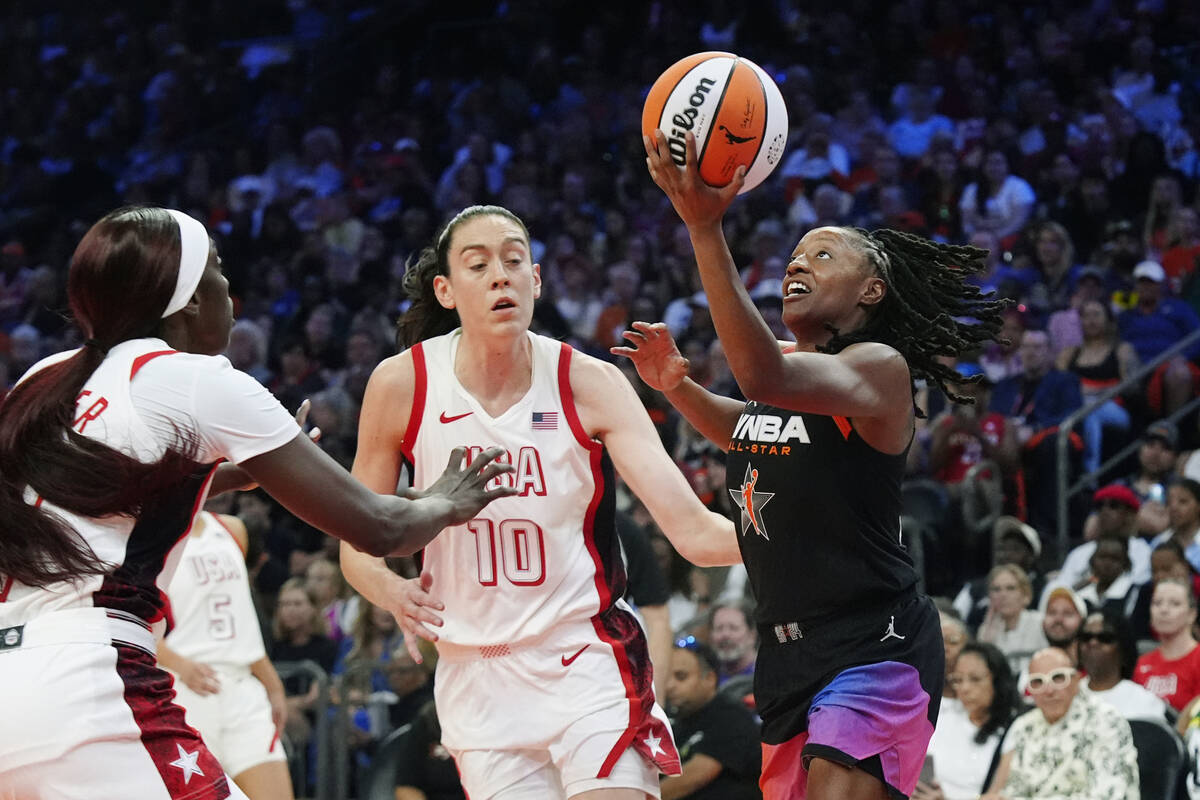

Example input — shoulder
[367,350,418,391]
[214,513,249,554]
[567,346,632,397]
[835,341,910,376]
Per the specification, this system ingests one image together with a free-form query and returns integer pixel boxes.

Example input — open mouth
[492,298,517,310]
[785,280,811,297]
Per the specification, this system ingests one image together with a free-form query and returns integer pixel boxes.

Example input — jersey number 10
[468,518,546,587]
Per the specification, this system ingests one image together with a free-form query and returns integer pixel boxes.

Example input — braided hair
[820,227,1009,405]
[395,205,531,351]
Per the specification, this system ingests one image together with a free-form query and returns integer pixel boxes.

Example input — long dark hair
[0,206,205,587]
[956,641,1022,744]
[822,227,1009,405]
[395,205,532,350]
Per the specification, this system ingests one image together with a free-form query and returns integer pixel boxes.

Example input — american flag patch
[531,411,558,430]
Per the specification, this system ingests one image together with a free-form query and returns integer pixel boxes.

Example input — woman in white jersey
[160,509,293,800]
[0,206,515,800]
[341,205,742,800]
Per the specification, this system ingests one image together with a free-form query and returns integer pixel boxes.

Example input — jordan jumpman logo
[880,615,906,642]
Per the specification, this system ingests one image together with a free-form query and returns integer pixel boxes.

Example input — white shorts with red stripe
[171,665,285,779]
[434,608,679,800]
[0,608,247,800]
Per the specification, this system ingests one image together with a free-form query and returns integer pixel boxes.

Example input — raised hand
[611,321,691,392]
[644,129,745,229]
[426,446,517,524]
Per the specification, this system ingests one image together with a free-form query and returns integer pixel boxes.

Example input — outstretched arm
[575,355,740,567]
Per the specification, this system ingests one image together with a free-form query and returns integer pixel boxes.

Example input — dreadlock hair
[395,205,532,351]
[819,227,1009,406]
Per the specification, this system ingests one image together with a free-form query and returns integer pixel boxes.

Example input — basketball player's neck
[454,330,533,415]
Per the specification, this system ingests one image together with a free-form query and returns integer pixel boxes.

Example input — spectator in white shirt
[960,150,1036,243]
[1079,609,1170,724]
[978,564,1049,676]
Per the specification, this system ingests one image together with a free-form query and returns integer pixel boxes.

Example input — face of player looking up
[434,214,542,338]
[781,226,884,346]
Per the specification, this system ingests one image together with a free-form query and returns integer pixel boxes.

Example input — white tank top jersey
[0,338,297,640]
[164,512,267,670]
[407,330,625,648]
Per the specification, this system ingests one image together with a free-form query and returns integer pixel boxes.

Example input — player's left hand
[644,129,744,229]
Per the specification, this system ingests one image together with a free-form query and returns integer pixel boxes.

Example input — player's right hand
[611,321,690,393]
[179,659,220,695]
[389,571,444,664]
[424,446,517,524]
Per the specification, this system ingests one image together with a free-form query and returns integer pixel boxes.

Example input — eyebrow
[458,237,528,256]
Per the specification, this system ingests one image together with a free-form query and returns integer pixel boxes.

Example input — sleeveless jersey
[0,338,296,635]
[406,330,624,648]
[723,401,916,625]
[164,512,267,670]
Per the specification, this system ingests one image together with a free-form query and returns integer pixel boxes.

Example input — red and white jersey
[406,330,627,648]
[164,512,267,670]
[0,338,297,637]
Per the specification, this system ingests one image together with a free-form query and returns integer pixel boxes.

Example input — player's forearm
[663,377,743,450]
[156,639,189,674]
[663,509,741,568]
[686,222,789,395]
[340,539,412,608]
[641,604,672,699]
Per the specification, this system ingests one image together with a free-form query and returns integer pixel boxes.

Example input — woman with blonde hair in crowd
[977,564,1048,676]
[1029,221,1078,312]
[305,556,359,643]
[269,577,339,758]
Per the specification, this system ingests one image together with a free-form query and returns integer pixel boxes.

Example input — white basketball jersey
[408,330,626,648]
[164,512,266,669]
[0,338,296,635]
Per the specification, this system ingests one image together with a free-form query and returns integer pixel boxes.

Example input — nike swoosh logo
[561,644,589,667]
[439,411,473,423]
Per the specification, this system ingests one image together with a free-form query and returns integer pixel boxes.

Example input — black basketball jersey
[723,400,916,625]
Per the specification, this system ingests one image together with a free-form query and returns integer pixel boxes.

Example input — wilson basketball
[642,51,788,194]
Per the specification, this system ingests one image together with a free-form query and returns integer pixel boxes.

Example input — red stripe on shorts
[114,644,232,799]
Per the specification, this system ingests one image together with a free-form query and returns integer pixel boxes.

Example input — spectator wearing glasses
[1135,579,1200,712]
[1052,484,1151,594]
[916,643,1023,800]
[1079,609,1169,724]
[661,639,762,800]
[982,647,1138,800]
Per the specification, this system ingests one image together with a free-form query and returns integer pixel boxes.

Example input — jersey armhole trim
[401,343,427,465]
[557,343,601,454]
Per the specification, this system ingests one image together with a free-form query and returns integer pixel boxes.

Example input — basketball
[642,51,788,194]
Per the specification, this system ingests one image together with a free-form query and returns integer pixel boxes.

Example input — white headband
[162,210,210,318]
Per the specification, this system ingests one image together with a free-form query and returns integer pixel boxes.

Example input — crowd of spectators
[6,0,1200,797]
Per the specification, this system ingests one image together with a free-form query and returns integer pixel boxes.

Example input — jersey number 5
[468,519,546,587]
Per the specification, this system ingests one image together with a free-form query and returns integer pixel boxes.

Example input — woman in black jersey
[1054,298,1137,474]
[613,131,1007,800]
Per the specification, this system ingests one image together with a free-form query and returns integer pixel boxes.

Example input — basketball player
[0,206,515,799]
[159,509,293,800]
[619,131,1008,800]
[340,205,742,800]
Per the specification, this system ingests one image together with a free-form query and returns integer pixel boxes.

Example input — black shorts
[755,591,945,799]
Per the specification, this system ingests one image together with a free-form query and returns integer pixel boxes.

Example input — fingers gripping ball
[642,51,788,194]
